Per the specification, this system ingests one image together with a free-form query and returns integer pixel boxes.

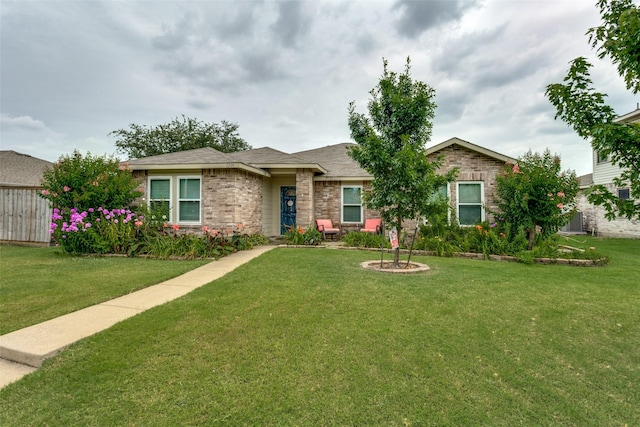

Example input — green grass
[0,245,207,334]
[1,237,639,425]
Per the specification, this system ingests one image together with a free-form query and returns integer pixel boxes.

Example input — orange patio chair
[316,219,341,240]
[360,218,382,234]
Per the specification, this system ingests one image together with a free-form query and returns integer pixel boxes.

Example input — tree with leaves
[40,150,141,211]
[494,150,579,250]
[111,116,252,159]
[348,57,457,267]
[546,0,640,220]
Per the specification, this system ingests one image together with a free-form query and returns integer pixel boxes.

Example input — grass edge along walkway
[0,246,275,388]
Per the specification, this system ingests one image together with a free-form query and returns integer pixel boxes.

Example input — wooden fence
[0,187,52,244]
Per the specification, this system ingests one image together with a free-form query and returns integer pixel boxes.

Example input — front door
[280,186,296,234]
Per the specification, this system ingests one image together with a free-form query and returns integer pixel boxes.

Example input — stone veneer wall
[131,170,147,203]
[427,145,507,222]
[295,169,315,228]
[576,185,640,238]
[314,181,341,223]
[202,169,263,235]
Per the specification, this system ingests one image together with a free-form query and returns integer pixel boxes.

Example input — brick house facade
[126,138,515,236]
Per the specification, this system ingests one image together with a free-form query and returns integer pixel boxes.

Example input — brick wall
[576,185,640,238]
[202,169,263,235]
[314,181,341,223]
[313,180,380,232]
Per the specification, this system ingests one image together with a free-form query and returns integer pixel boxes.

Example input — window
[618,188,630,200]
[597,152,609,163]
[148,176,201,224]
[433,183,449,202]
[424,183,450,225]
[457,182,484,225]
[149,178,171,216]
[342,186,363,223]
[178,177,201,222]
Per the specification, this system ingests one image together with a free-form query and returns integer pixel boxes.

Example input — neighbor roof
[0,151,53,187]
[614,106,640,124]
[426,137,517,163]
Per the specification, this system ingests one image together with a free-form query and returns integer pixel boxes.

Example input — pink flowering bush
[40,150,141,211]
[494,150,579,250]
[50,207,143,254]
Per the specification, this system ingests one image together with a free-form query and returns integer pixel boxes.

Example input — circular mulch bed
[360,260,430,274]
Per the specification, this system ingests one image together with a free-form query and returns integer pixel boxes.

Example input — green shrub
[415,221,605,264]
[284,225,322,246]
[415,236,457,257]
[342,231,389,249]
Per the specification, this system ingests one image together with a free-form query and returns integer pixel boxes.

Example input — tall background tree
[348,57,457,266]
[494,150,579,250]
[111,116,252,159]
[546,0,640,220]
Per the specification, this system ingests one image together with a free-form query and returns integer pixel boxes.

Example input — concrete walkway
[0,245,275,388]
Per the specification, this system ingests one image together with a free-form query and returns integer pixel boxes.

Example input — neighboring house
[575,107,640,237]
[126,138,516,236]
[0,151,53,244]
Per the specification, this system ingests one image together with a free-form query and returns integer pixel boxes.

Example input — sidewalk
[0,245,275,388]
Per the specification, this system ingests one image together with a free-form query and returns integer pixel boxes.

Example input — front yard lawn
[1,237,639,425]
[0,245,207,335]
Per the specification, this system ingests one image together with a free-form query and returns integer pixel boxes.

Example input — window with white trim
[457,182,484,225]
[342,186,363,223]
[178,177,201,223]
[149,177,171,217]
[148,176,201,224]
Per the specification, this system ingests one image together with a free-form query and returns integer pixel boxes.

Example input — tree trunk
[527,227,536,251]
[393,215,402,267]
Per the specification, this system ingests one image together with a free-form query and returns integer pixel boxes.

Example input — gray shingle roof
[293,143,370,179]
[126,147,235,165]
[0,151,53,187]
[228,147,309,165]
[125,139,512,180]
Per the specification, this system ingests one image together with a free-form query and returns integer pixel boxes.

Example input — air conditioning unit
[561,211,584,233]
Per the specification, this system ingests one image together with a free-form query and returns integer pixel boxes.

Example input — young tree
[111,116,252,159]
[495,150,579,250]
[546,0,640,220]
[40,150,141,211]
[348,57,457,267]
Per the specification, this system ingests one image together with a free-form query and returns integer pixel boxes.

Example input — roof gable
[426,137,516,163]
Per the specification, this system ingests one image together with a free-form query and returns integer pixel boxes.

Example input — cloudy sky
[1,0,638,176]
